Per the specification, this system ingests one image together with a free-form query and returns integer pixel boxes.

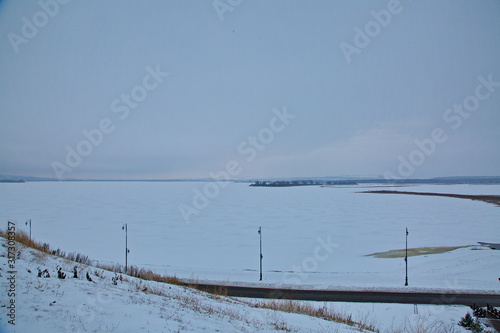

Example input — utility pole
[122,223,130,273]
[405,227,408,286]
[258,227,263,281]
[25,219,32,240]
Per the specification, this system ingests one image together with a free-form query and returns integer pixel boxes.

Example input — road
[192,283,500,306]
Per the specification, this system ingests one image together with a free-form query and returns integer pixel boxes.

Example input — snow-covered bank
[1,240,378,333]
[1,238,478,332]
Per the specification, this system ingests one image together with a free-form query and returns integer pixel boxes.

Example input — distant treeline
[0,179,25,183]
[250,180,358,187]
[249,176,500,187]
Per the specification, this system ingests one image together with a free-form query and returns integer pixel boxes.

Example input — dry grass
[267,312,296,332]
[0,229,93,265]
[252,299,378,332]
[385,317,460,333]
[1,228,50,254]
[96,262,183,286]
[31,248,50,261]
[0,228,182,287]
[93,269,106,279]
[66,252,92,265]
[174,292,254,325]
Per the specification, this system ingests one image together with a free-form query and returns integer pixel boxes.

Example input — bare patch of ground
[366,245,474,258]
[359,190,500,207]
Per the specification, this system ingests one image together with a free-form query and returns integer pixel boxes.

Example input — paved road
[192,283,500,306]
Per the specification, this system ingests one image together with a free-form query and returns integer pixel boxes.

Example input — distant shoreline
[0,179,24,183]
[1,175,500,185]
[359,190,500,207]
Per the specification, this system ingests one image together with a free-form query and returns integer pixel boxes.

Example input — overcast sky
[0,0,499,180]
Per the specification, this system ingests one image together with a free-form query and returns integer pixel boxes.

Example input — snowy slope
[0,240,376,333]
[0,238,476,333]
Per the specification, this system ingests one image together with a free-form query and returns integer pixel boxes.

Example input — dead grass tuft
[385,317,459,333]
[96,262,183,286]
[0,229,93,266]
[1,229,47,254]
[267,312,296,332]
[66,252,92,265]
[253,300,378,332]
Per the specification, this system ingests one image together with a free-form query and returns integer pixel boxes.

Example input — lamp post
[122,223,130,273]
[25,219,32,240]
[258,227,263,281]
[405,227,409,286]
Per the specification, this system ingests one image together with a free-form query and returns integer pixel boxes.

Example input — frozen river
[1,181,498,290]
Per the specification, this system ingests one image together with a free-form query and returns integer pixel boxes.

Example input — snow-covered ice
[0,182,497,290]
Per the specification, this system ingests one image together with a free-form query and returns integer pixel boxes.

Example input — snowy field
[0,181,498,292]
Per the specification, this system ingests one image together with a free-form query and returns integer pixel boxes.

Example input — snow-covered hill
[0,239,379,333]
